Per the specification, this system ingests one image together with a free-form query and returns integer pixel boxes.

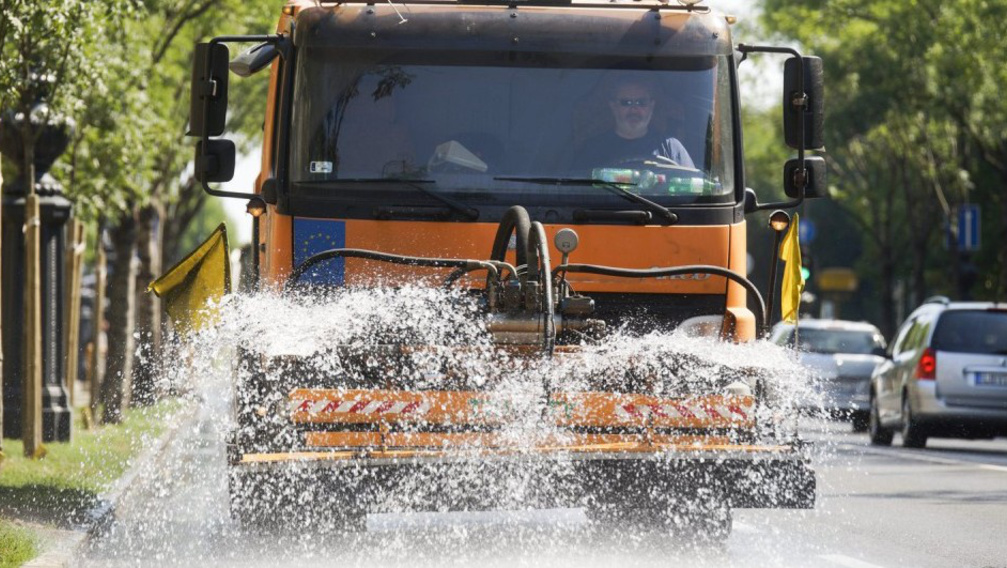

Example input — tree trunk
[101,214,137,424]
[878,172,898,340]
[999,169,1007,299]
[90,222,108,421]
[161,177,205,268]
[0,150,4,458]
[132,203,163,406]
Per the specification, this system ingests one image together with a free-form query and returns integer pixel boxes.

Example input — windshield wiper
[299,178,479,221]
[494,176,677,223]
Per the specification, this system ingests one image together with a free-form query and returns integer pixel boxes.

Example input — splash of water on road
[82,286,847,567]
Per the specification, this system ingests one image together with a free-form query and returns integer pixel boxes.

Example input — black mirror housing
[783,56,824,151]
[784,156,827,199]
[188,43,230,137]
[195,139,236,183]
[743,187,759,214]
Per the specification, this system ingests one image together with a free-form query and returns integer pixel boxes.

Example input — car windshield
[289,51,736,206]
[931,310,1007,354]
[797,328,885,355]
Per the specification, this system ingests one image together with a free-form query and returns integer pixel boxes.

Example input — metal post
[23,193,43,456]
[252,218,260,288]
[1,71,74,443]
[246,197,267,290]
[766,211,791,336]
[90,226,107,421]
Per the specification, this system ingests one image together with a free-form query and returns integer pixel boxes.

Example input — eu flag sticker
[293,219,346,286]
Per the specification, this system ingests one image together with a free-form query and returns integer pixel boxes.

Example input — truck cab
[186,0,825,536]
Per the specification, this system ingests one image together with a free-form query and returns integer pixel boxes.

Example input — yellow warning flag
[148,223,231,334]
[779,213,805,324]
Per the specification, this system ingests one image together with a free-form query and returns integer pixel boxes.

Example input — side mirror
[784,155,827,199]
[195,139,236,183]
[188,43,230,137]
[229,42,279,78]
[783,56,824,151]
[872,347,888,358]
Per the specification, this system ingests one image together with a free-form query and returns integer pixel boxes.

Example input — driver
[575,79,695,170]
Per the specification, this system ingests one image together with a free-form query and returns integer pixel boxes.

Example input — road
[79,403,1007,568]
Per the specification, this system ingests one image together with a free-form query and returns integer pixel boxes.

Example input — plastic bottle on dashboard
[592,168,658,191]
[667,176,714,195]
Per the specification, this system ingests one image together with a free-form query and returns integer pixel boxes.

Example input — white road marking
[731,521,760,535]
[367,507,587,531]
[851,444,1007,473]
[819,553,888,568]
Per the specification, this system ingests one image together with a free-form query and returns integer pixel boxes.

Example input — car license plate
[973,372,1007,387]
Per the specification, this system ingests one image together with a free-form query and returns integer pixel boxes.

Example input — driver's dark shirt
[575,131,695,170]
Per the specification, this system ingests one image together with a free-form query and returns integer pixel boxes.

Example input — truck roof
[292,1,733,58]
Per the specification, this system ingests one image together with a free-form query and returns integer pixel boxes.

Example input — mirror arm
[746,187,805,213]
[737,44,807,162]
[737,44,810,212]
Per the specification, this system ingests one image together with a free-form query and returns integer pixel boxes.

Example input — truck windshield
[290,51,736,206]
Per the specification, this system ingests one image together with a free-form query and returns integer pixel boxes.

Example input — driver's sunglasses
[614,97,653,108]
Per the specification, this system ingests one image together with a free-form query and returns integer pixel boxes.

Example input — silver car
[870,298,1007,448]
[770,319,887,431]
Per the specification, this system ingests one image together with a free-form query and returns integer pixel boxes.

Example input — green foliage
[0,0,135,206]
[53,0,275,224]
[0,520,36,568]
[172,195,230,266]
[0,0,131,110]
[740,105,788,201]
[759,0,1007,331]
[0,400,179,528]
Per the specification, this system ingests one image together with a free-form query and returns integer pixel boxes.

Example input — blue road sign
[799,218,817,244]
[958,204,981,252]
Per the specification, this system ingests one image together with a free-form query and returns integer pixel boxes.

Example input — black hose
[490,205,531,268]
[443,260,517,288]
[286,248,497,290]
[528,221,556,354]
[553,263,767,336]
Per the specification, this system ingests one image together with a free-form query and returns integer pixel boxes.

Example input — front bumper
[229,441,815,511]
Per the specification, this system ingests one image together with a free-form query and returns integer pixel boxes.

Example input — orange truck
[186,0,826,538]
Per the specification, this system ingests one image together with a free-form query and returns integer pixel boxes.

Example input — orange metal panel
[289,388,509,426]
[289,388,756,430]
[331,219,735,294]
[264,213,293,287]
[724,220,756,341]
[266,213,741,294]
[550,391,755,429]
[304,431,382,448]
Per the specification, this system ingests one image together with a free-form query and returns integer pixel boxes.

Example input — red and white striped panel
[290,398,431,418]
[614,399,754,423]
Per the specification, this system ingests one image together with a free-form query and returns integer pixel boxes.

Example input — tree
[759,0,1001,333]
[925,0,1007,296]
[58,0,274,420]
[1,0,132,450]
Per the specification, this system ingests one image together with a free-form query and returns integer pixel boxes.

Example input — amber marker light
[246,197,267,218]
[769,210,791,233]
